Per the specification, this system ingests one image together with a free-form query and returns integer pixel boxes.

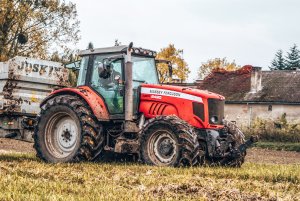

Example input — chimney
[250,67,262,93]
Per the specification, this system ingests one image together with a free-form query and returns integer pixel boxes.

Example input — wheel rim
[148,130,177,165]
[45,112,79,158]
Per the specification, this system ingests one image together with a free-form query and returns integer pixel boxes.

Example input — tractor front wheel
[140,116,199,167]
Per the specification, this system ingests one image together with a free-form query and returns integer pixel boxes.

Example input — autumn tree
[49,50,79,87]
[156,44,190,83]
[198,58,240,79]
[270,50,286,70]
[0,0,80,61]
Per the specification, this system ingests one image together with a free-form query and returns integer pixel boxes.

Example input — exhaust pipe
[125,42,133,122]
[124,42,139,132]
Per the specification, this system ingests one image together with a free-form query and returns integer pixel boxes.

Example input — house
[197,66,300,128]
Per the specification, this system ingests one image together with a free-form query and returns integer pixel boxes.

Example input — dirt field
[1,138,300,164]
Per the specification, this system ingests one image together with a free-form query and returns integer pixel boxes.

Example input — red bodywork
[46,86,110,121]
[139,84,225,129]
[47,84,224,129]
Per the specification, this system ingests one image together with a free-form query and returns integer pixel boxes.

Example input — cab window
[90,55,124,114]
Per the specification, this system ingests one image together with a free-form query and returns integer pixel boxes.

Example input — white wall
[224,103,300,129]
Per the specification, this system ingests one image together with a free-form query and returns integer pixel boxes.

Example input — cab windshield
[132,56,158,85]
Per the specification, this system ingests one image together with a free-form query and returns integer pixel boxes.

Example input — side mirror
[98,62,112,79]
[65,60,81,71]
[99,56,123,79]
[156,59,173,81]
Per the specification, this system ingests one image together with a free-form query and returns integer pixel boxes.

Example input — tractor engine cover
[139,84,225,129]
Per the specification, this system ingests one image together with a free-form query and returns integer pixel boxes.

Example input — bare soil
[0,138,35,153]
[0,138,300,164]
[246,148,300,164]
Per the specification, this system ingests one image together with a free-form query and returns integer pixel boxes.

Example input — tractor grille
[208,99,224,125]
[148,102,167,115]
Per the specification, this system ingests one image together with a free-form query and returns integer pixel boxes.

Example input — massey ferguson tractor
[34,43,257,167]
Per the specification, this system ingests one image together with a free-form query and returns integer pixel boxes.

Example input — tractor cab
[77,45,160,115]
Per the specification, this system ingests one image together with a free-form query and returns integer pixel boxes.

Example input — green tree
[156,44,190,83]
[285,44,300,70]
[0,0,80,61]
[270,50,286,70]
[198,58,240,79]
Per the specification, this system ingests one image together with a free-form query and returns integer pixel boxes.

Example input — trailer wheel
[34,95,104,163]
[140,115,199,167]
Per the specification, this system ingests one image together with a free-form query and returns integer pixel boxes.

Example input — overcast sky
[71,0,300,81]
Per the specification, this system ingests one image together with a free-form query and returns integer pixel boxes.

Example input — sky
[71,0,300,82]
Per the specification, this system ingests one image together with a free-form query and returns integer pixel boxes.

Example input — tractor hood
[141,84,225,101]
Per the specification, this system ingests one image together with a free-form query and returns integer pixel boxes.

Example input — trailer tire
[34,95,104,163]
[140,115,199,167]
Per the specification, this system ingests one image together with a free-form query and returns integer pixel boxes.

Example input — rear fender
[41,86,109,121]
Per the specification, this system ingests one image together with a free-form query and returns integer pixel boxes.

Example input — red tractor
[34,43,257,167]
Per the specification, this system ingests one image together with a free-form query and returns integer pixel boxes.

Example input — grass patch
[254,141,300,152]
[242,116,300,143]
[0,153,299,200]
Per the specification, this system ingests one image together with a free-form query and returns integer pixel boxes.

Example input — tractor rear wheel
[34,95,104,163]
[140,115,199,167]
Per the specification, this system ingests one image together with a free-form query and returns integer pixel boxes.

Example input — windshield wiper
[133,79,146,83]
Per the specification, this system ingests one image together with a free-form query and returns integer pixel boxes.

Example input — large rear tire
[140,115,199,167]
[34,95,104,163]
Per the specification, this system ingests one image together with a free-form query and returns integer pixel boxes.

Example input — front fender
[41,86,109,121]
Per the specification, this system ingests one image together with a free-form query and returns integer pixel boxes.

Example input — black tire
[221,120,247,167]
[140,115,199,167]
[219,151,246,168]
[33,95,104,163]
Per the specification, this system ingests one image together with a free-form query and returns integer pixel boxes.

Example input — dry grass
[0,153,299,200]
[243,117,300,143]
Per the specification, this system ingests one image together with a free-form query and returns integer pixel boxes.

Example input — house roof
[247,70,300,103]
[197,66,300,104]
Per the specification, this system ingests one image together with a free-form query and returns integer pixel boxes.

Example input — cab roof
[79,45,128,56]
[78,45,157,58]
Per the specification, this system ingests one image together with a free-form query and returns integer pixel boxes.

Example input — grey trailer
[0,56,69,142]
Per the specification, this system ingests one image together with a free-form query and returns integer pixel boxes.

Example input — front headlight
[210,116,218,124]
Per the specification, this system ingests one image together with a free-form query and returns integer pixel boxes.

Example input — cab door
[90,55,124,114]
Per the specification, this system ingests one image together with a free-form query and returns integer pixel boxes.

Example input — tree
[198,58,240,79]
[0,0,80,61]
[156,44,190,83]
[50,51,61,62]
[285,44,300,70]
[50,50,79,87]
[270,50,286,70]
